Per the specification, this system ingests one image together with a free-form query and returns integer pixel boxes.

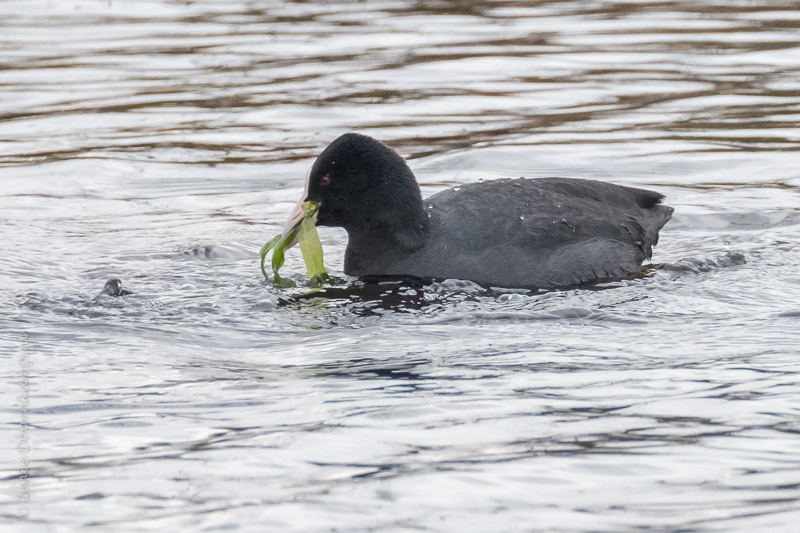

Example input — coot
[281,133,673,289]
[96,279,132,298]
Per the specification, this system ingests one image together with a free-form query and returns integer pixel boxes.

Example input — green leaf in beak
[259,235,281,281]
[297,202,330,287]
[260,201,330,288]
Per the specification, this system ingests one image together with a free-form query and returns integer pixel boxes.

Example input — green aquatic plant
[260,201,331,288]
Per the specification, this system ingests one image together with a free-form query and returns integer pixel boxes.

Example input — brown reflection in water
[0,0,798,167]
[651,180,800,191]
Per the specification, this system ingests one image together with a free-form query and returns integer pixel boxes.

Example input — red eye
[320,175,331,186]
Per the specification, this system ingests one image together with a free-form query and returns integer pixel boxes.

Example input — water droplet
[454,186,461,191]
[478,178,484,182]
[428,204,433,209]
[520,215,525,220]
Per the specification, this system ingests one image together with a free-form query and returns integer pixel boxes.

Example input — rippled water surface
[2,1,800,531]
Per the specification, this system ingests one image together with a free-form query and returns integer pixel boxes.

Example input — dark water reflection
[2,1,800,532]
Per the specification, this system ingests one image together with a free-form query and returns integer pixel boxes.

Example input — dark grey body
[343,177,673,289]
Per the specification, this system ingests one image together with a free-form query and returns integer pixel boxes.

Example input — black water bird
[281,133,673,289]
[96,278,132,297]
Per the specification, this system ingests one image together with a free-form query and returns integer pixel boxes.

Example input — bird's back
[391,178,673,288]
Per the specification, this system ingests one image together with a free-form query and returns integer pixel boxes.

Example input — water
[1,0,800,531]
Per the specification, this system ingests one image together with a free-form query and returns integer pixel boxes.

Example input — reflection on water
[1,1,800,531]
[2,0,800,167]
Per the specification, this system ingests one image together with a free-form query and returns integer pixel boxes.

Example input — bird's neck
[343,212,429,276]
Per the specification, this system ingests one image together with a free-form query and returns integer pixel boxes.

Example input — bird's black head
[98,278,124,297]
[302,133,429,251]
